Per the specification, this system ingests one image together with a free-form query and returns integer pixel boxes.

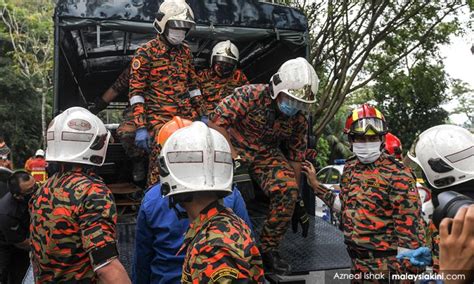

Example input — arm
[208,88,254,159]
[439,205,474,284]
[301,160,337,209]
[187,59,205,118]
[78,184,130,283]
[129,48,150,129]
[208,121,237,159]
[390,169,426,272]
[132,200,154,284]
[287,114,308,189]
[96,259,131,284]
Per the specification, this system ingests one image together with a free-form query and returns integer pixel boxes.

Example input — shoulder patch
[132,59,141,70]
[210,267,239,282]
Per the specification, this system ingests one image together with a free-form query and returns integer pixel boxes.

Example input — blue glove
[396,247,432,267]
[135,128,150,152]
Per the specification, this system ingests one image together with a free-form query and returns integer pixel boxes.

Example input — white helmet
[159,121,233,197]
[270,57,319,112]
[35,149,45,157]
[210,40,239,66]
[408,124,474,189]
[153,0,195,34]
[46,107,111,166]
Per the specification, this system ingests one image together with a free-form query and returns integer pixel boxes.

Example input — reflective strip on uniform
[129,95,145,105]
[189,89,202,98]
[375,108,382,119]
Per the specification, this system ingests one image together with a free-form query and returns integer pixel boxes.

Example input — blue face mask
[277,101,299,116]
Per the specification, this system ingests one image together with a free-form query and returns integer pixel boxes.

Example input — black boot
[132,159,146,182]
[261,250,291,275]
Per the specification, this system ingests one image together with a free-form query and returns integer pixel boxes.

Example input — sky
[439,20,473,126]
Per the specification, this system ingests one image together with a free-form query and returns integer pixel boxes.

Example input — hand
[292,198,309,238]
[301,160,324,192]
[135,128,150,153]
[396,247,431,267]
[439,205,474,283]
[88,96,109,114]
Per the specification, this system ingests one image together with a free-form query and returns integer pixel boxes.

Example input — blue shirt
[132,185,252,284]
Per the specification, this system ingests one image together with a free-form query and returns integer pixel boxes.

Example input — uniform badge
[132,59,141,70]
[210,267,239,282]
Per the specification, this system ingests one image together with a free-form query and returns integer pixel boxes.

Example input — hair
[8,171,31,196]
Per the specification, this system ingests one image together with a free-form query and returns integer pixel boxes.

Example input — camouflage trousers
[117,107,147,160]
[249,150,299,252]
[350,255,420,284]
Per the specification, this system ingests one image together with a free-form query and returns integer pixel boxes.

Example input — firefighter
[129,0,202,186]
[208,57,319,274]
[197,40,249,119]
[29,107,130,283]
[397,124,474,273]
[302,104,426,280]
[0,169,36,284]
[89,65,148,183]
[384,132,403,161]
[133,116,254,283]
[159,121,264,283]
[24,149,48,183]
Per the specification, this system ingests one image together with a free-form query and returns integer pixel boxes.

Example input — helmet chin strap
[168,194,192,220]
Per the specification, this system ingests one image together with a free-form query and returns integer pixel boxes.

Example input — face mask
[213,62,235,78]
[166,28,187,46]
[277,100,299,116]
[352,141,382,164]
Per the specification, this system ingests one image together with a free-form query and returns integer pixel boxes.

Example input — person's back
[25,150,47,183]
[180,201,262,283]
[30,167,117,282]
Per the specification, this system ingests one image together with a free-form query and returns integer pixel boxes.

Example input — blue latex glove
[396,247,432,267]
[135,128,150,152]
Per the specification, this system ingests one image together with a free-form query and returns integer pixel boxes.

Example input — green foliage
[321,105,352,162]
[0,61,42,167]
[373,61,450,150]
[314,136,330,168]
[451,79,474,128]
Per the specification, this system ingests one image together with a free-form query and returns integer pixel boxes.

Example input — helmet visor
[279,92,312,112]
[167,20,195,31]
[286,84,315,103]
[350,118,387,136]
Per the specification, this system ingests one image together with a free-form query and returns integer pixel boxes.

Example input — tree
[0,0,54,146]
[322,105,352,162]
[451,79,474,128]
[0,60,42,167]
[372,60,450,149]
[280,0,465,138]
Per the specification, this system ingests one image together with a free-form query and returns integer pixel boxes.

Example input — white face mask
[166,28,187,45]
[352,141,382,164]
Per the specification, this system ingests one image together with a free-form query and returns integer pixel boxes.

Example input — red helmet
[344,104,387,136]
[385,132,402,159]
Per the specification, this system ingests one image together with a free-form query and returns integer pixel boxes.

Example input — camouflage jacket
[198,68,249,116]
[179,201,264,283]
[29,167,117,283]
[209,84,308,162]
[316,153,425,251]
[129,36,201,130]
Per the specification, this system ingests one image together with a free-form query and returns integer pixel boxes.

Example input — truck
[53,0,350,282]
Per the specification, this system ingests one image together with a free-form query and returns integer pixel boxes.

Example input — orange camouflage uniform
[315,153,426,280]
[179,201,264,283]
[197,68,249,116]
[129,36,201,186]
[29,166,117,283]
[210,84,307,252]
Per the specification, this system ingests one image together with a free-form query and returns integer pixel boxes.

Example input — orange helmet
[344,104,387,136]
[158,116,193,146]
[385,132,402,159]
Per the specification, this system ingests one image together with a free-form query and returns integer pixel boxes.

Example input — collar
[177,200,225,254]
[59,164,94,175]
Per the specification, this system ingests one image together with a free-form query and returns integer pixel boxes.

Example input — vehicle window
[327,169,341,185]
[316,168,330,184]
